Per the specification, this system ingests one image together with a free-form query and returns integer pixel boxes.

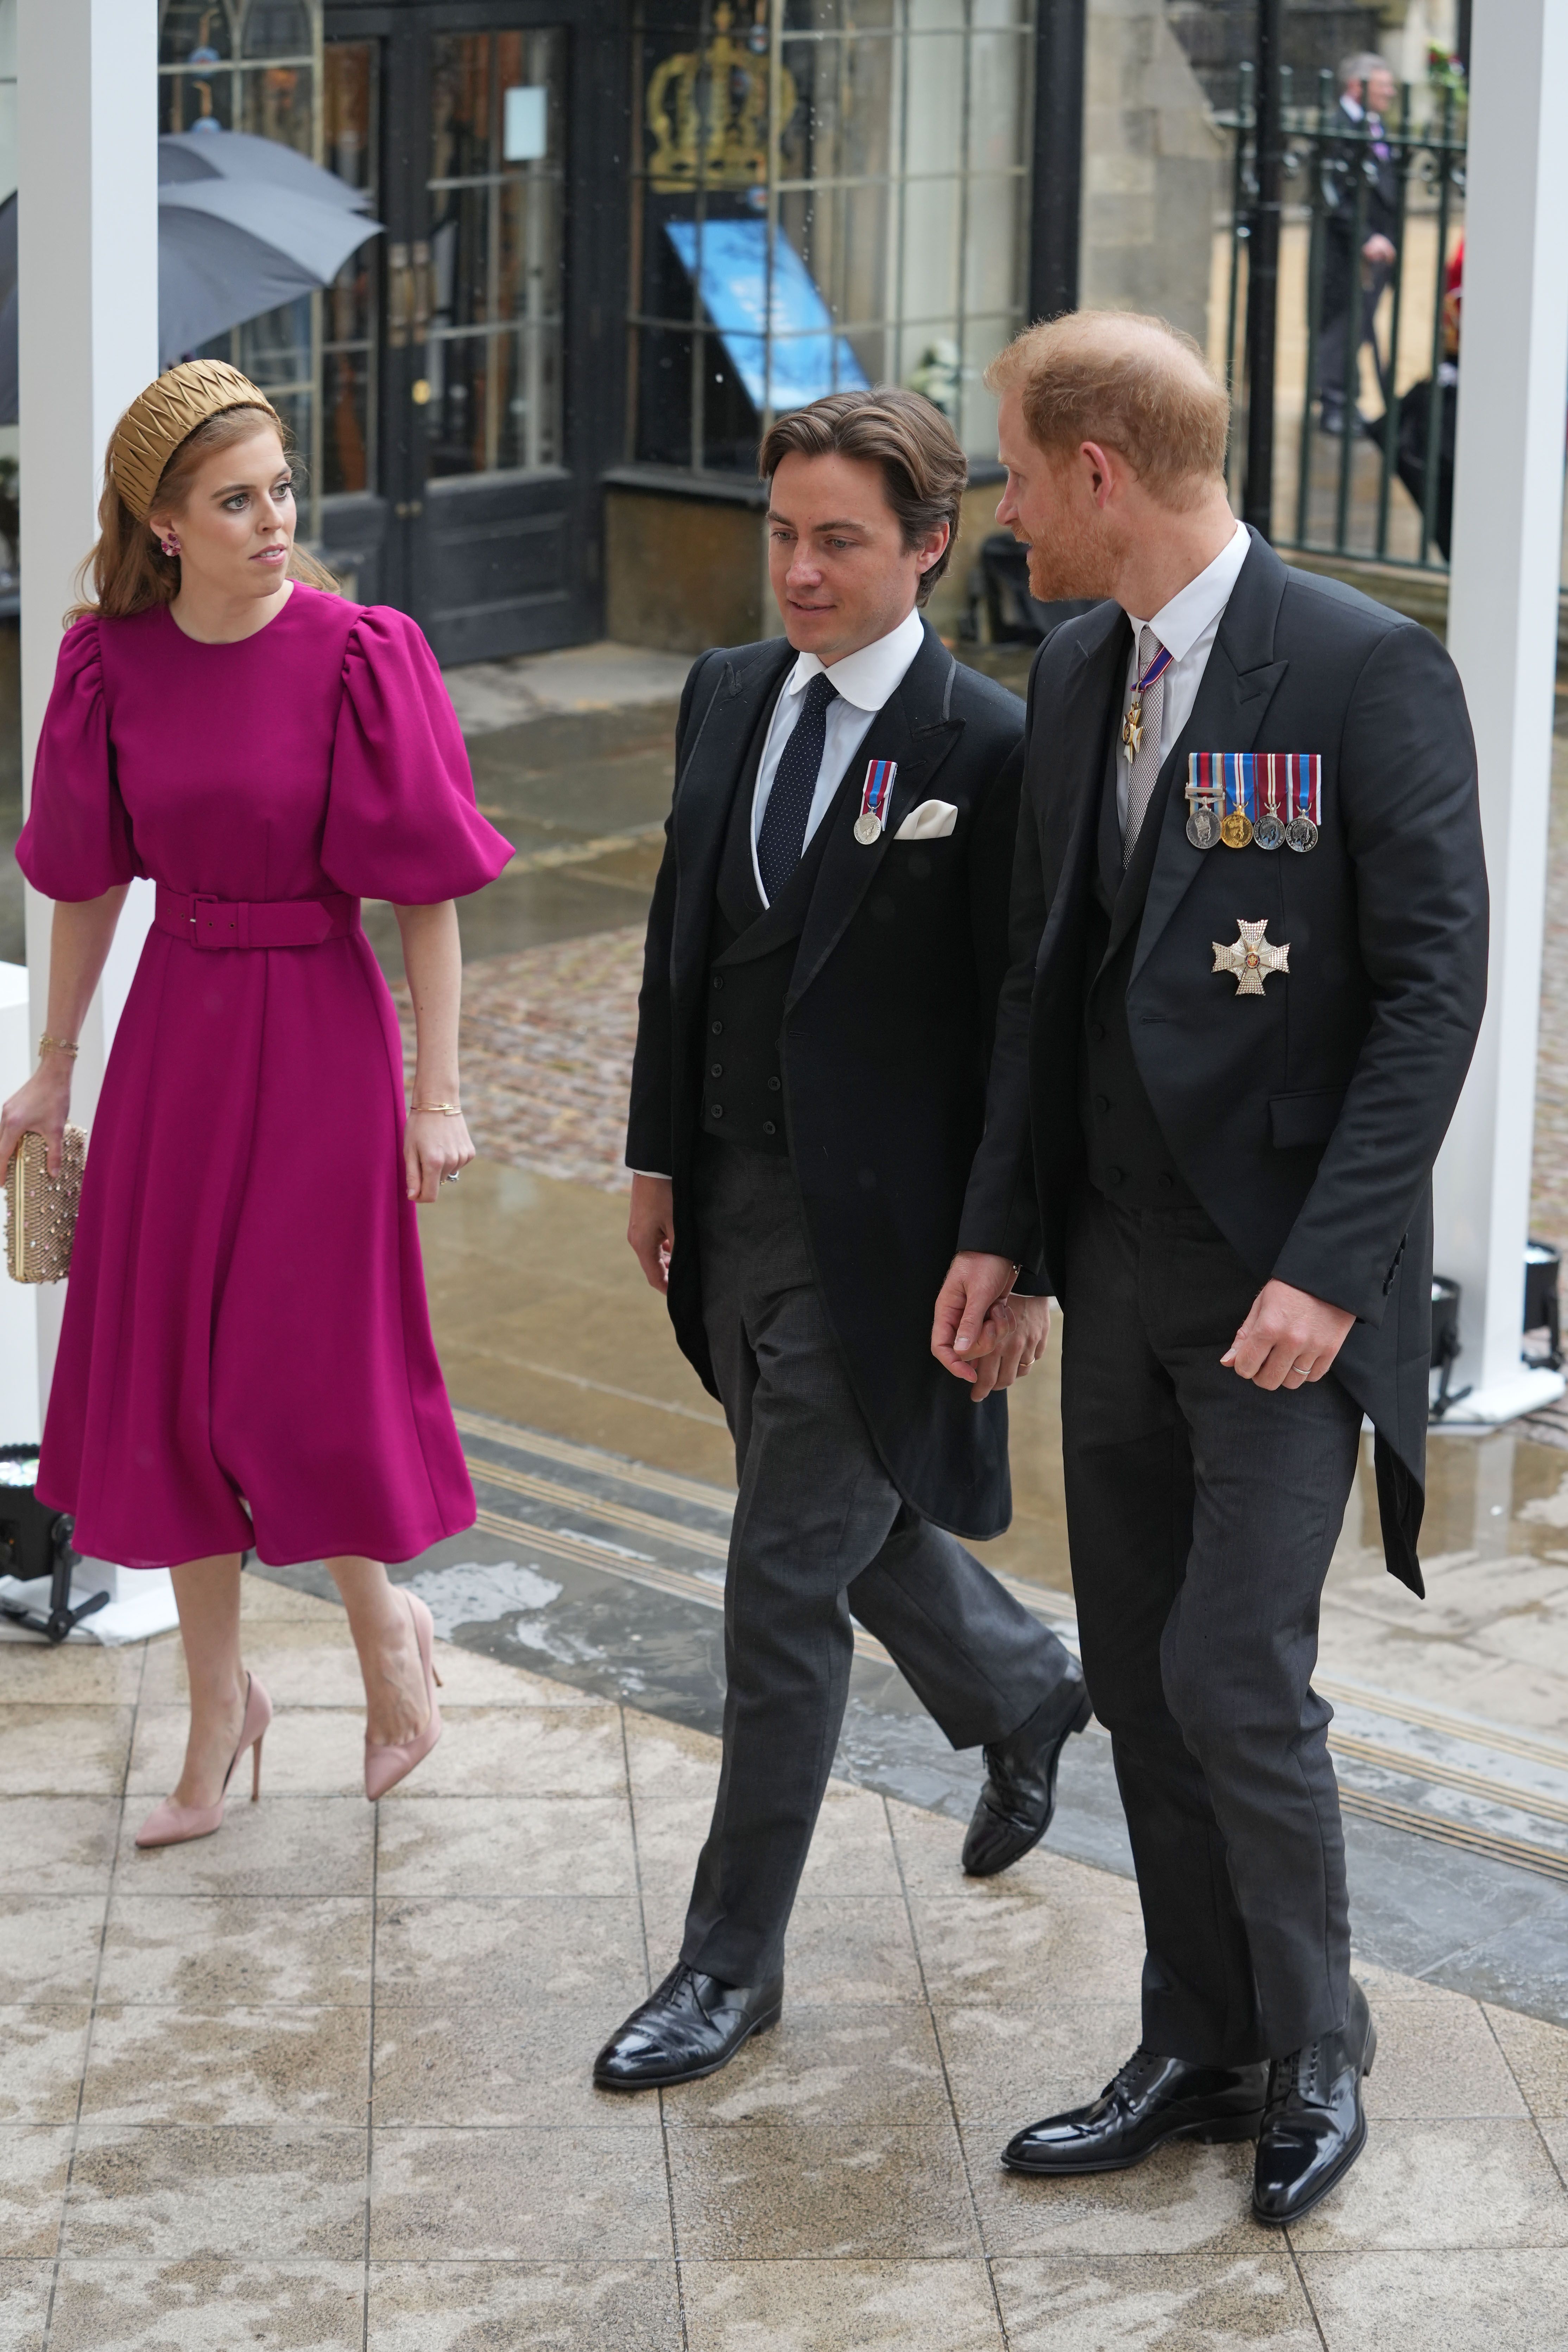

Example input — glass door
[325,0,619,664]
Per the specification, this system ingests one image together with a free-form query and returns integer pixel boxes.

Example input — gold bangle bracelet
[410,1101,463,1116]
[37,1035,80,1060]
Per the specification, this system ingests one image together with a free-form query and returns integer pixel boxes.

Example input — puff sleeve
[15,619,144,900]
[321,605,513,902]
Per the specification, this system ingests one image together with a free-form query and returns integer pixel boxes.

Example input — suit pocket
[1269,1088,1346,1149]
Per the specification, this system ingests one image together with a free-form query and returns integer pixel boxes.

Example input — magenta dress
[15,584,513,1570]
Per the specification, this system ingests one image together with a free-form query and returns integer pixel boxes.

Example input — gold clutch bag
[5,1127,87,1283]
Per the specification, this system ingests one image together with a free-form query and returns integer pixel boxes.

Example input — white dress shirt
[1117,520,1251,835]
[752,604,925,904]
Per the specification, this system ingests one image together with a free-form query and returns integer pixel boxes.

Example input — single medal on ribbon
[1285,754,1321,852]
[1253,754,1287,851]
[854,758,897,846]
[1220,752,1255,849]
[1184,752,1223,850]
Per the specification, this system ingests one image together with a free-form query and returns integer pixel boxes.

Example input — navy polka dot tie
[757,672,838,903]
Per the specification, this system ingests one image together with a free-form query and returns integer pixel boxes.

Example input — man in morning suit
[593,387,1089,2090]
[1316,51,1402,437]
[934,314,1486,2223]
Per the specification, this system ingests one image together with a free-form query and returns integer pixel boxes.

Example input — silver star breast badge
[1213,918,1290,997]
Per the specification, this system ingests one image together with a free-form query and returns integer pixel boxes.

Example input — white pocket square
[892,799,958,842]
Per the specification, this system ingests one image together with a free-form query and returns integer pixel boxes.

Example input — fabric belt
[154,884,360,951]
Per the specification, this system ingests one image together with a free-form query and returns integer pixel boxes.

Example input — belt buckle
[190,893,240,949]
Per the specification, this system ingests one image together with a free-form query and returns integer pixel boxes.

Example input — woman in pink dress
[0,361,512,1844]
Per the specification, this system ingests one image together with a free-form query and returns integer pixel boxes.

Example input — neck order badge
[1122,643,1175,764]
[854,759,898,846]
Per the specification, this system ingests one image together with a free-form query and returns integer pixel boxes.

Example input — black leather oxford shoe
[1002,2048,1268,2175]
[1252,1979,1376,2226]
[963,1674,1094,1877]
[593,1964,784,2090]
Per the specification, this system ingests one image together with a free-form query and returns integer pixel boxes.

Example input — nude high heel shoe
[363,1589,443,1801]
[134,1671,272,1849]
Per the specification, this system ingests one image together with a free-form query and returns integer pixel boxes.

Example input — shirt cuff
[630,1168,673,1181]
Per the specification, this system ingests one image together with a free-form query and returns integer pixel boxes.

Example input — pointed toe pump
[363,1589,443,1801]
[134,1671,272,1850]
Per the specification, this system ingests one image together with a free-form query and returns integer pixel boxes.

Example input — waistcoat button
[766,1076,781,1092]
[1094,1093,1110,1113]
[1105,1165,1125,1187]
[711,1021,723,1035]
[763,1121,777,1136]
[710,1104,723,1118]
[710,1063,723,1077]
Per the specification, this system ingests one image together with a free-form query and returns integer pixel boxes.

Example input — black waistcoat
[699,694,851,1157]
[1078,715,1197,1208]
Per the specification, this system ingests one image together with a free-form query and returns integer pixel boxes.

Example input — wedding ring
[441,1172,460,1185]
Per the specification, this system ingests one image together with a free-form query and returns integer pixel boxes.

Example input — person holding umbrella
[0,361,512,1843]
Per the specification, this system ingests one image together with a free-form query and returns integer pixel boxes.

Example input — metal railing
[1218,67,1467,573]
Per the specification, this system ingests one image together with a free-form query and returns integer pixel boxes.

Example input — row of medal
[1186,753,1321,853]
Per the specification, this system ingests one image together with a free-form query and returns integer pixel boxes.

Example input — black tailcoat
[958,531,1488,1591]
[627,620,1028,1540]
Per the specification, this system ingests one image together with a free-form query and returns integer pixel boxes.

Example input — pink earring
[161,535,180,557]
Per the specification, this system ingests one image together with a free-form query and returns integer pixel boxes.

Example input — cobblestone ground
[391,928,646,1193]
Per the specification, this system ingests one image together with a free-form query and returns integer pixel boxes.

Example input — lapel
[1129,531,1290,987]
[1034,603,1128,975]
[671,638,796,986]
[786,620,963,1009]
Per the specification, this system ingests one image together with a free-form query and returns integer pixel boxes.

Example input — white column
[17,0,159,1400]
[1432,0,1568,1423]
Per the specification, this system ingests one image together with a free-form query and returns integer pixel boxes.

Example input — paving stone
[373,1795,638,1898]
[371,2002,657,2129]
[367,2259,682,2351]
[0,2261,52,2352]
[640,1893,927,2009]
[0,1796,121,1894]
[113,1797,373,1898]
[47,2261,367,2350]
[661,2004,950,2131]
[1364,1996,1530,2119]
[1287,2118,1568,2250]
[932,1998,1143,2131]
[965,2132,1262,2257]
[666,2122,981,2261]
[0,1895,108,2003]
[80,2005,371,2126]
[63,2125,368,2260]
[0,2127,72,2255]
[681,2258,1004,2350]
[992,2252,1322,2349]
[97,1895,373,2009]
[0,1703,134,1795]
[368,2126,672,2261]
[373,1893,646,2009]
[1486,2004,1568,2119]
[1300,2248,1568,2351]
[373,1703,627,1799]
[0,2005,93,2122]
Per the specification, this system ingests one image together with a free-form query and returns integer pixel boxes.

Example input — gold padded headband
[108,360,285,523]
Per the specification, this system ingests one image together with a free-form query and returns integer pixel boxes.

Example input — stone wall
[1080,0,1225,349]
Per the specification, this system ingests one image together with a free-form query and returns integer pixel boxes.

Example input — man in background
[1317,51,1402,437]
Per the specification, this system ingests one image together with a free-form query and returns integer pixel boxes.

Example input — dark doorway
[322,0,626,664]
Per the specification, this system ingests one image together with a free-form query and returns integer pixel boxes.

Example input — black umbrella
[0,131,382,425]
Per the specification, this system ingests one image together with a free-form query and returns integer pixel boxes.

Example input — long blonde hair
[69,404,337,622]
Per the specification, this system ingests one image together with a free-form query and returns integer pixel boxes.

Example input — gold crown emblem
[109,360,283,523]
[644,5,798,195]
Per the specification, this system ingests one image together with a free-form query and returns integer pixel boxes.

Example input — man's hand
[932,1251,1022,1384]
[627,1174,675,1292]
[1223,1278,1355,1391]
[965,1292,1052,1404]
[1362,232,1396,267]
